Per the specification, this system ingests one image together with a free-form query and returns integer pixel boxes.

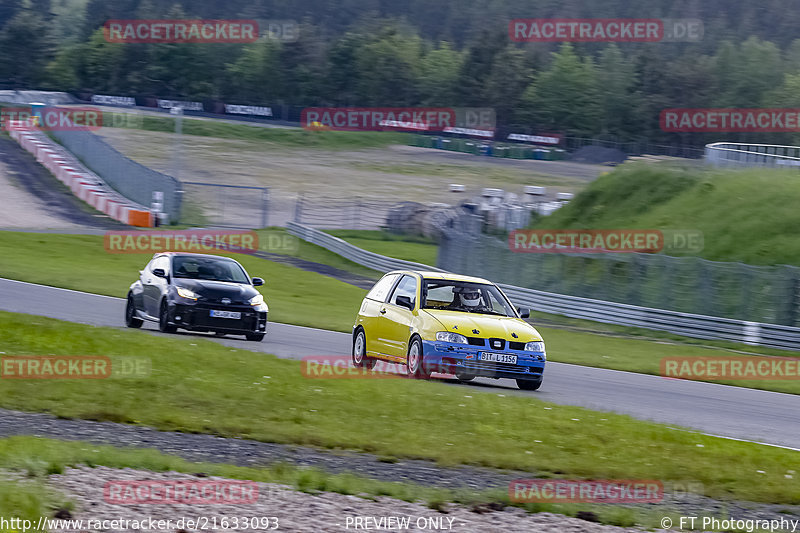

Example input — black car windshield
[172,256,250,284]
[422,279,516,317]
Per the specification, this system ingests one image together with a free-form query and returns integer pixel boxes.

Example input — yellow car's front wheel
[406,337,431,379]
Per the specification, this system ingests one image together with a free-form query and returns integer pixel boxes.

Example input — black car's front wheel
[158,300,177,333]
[125,296,143,328]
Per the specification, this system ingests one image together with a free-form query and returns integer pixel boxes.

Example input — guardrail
[287,222,444,273]
[286,222,800,350]
[705,142,800,168]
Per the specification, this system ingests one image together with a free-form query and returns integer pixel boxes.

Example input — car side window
[154,256,169,275]
[365,274,399,302]
[389,275,417,308]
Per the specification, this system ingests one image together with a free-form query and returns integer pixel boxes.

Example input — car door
[377,274,419,359]
[360,273,400,357]
[143,256,169,317]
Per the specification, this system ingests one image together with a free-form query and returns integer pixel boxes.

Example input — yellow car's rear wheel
[352,329,376,369]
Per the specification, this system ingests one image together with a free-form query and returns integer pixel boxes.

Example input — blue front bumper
[421,340,545,381]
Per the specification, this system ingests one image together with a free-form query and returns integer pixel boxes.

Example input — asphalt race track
[1,277,798,450]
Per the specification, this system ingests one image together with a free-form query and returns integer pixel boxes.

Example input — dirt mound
[570,145,627,165]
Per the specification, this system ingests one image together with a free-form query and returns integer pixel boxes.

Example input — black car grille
[465,360,541,374]
[488,337,505,350]
[466,337,485,346]
[509,341,526,351]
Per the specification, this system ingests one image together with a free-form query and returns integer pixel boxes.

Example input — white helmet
[455,286,482,307]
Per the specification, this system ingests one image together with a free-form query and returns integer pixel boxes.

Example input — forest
[2,0,800,145]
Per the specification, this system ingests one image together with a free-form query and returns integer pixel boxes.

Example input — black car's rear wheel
[158,300,177,333]
[517,379,542,391]
[125,296,143,328]
[246,333,265,342]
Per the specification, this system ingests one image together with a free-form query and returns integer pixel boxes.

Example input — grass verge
[105,112,410,150]
[0,311,798,504]
[3,230,800,393]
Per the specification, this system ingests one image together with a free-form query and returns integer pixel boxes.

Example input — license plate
[480,352,517,364]
[210,310,241,319]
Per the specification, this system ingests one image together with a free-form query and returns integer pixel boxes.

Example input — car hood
[174,279,259,303]
[422,309,542,341]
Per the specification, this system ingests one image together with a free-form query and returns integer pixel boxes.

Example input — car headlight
[436,331,468,344]
[525,341,545,353]
[176,287,198,301]
[248,294,264,306]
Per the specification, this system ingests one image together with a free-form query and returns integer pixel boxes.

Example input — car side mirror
[396,295,414,310]
[252,277,264,286]
[518,307,530,319]
[152,268,167,278]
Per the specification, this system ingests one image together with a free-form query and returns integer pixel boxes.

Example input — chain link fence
[293,195,399,230]
[438,229,800,326]
[50,128,182,222]
[180,182,269,228]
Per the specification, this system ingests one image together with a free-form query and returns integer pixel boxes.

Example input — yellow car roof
[389,270,494,285]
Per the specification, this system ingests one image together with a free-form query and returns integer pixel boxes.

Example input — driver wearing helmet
[451,286,484,310]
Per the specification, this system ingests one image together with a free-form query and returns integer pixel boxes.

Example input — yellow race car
[352,270,546,390]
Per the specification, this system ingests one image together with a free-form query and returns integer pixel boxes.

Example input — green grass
[533,161,800,266]
[104,112,411,150]
[0,231,366,332]
[3,230,800,394]
[0,311,799,505]
[326,230,439,266]
[255,228,380,280]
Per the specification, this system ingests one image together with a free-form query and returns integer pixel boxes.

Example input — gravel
[1,407,798,527]
[47,466,650,533]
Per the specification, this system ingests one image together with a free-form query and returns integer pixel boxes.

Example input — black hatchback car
[125,252,268,341]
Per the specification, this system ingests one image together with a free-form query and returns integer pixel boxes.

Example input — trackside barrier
[286,222,800,350]
[286,222,444,273]
[7,122,153,227]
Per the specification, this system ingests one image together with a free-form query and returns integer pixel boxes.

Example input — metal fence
[705,142,800,168]
[286,222,800,350]
[50,128,182,222]
[438,231,800,327]
[181,182,269,228]
[293,195,399,230]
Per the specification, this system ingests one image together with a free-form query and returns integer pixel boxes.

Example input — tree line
[3,0,800,146]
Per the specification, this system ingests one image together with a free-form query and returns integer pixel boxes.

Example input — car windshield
[422,279,516,317]
[172,256,250,284]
